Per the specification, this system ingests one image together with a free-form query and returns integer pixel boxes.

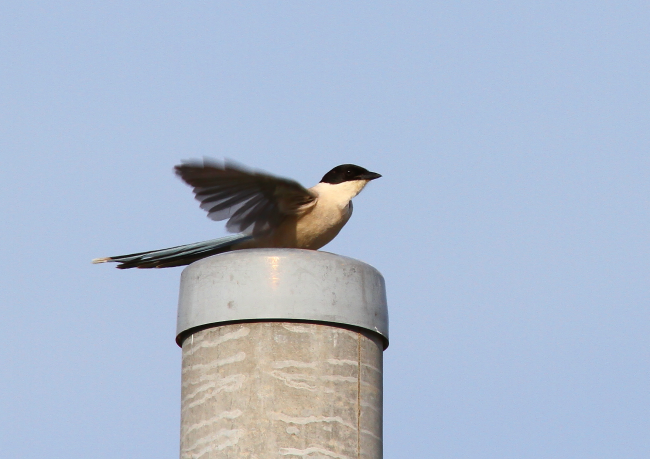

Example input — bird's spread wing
[175,159,317,236]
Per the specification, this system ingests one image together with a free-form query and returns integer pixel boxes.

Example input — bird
[92,159,381,269]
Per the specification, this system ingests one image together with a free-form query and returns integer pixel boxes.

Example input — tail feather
[93,234,252,269]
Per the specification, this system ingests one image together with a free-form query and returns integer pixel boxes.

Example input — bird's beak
[362,171,382,181]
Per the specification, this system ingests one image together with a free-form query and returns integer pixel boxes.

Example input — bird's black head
[320,164,382,184]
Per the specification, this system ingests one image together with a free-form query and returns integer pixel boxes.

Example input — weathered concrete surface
[180,322,383,459]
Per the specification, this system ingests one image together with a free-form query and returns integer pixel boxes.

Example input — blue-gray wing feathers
[175,159,317,236]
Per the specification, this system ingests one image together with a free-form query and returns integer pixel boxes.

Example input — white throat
[311,180,370,206]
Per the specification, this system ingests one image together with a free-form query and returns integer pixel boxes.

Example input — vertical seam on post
[357,333,361,459]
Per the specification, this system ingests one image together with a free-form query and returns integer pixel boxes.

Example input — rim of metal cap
[176,248,389,349]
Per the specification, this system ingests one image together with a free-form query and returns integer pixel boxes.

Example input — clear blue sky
[1,2,649,458]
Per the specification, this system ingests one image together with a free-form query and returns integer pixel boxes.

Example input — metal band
[177,249,389,348]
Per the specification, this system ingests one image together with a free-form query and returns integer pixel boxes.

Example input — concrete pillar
[176,249,388,459]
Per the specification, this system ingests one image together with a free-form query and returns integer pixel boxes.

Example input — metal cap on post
[177,249,388,458]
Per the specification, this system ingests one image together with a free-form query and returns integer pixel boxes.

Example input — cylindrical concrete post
[176,249,388,459]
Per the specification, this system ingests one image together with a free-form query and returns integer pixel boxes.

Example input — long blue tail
[92,234,252,269]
